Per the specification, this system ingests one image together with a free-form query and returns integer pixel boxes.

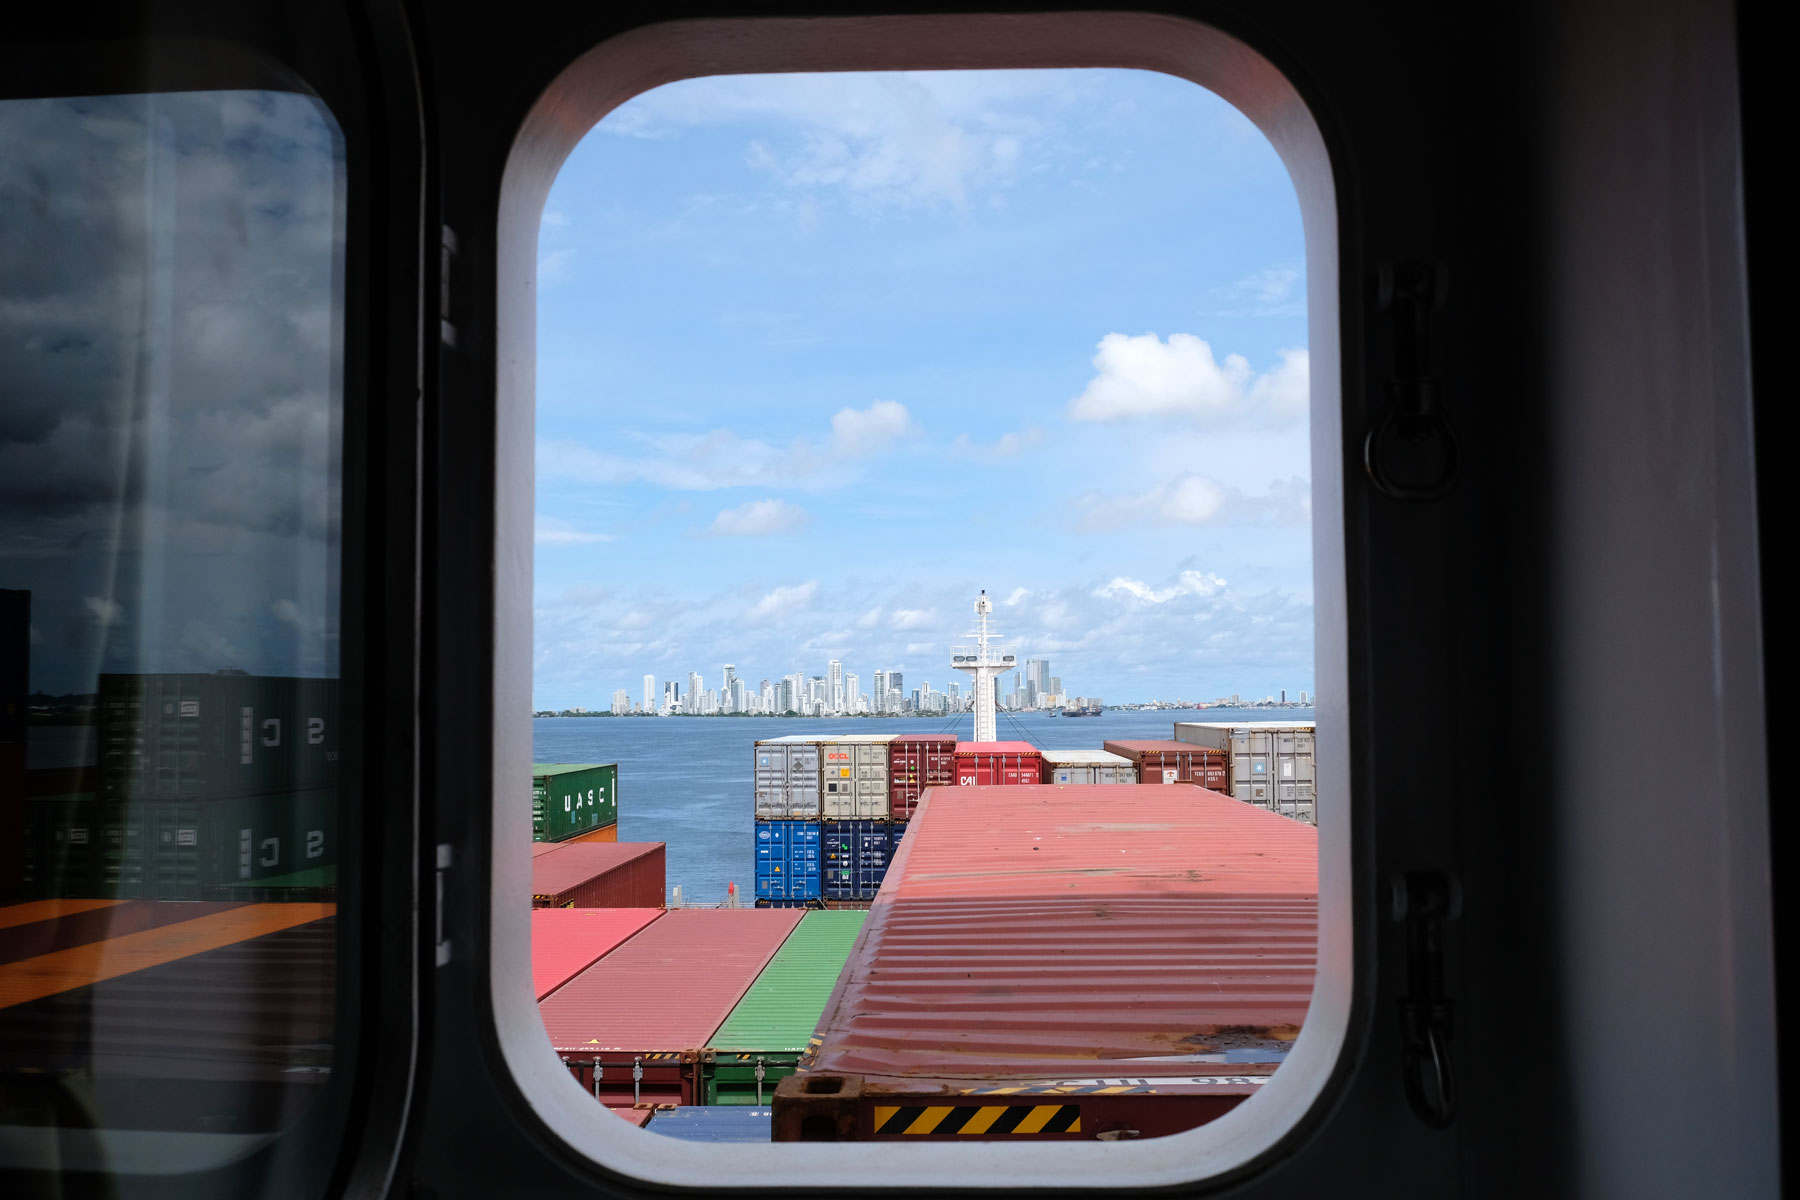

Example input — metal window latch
[434,843,453,967]
[1365,261,1458,500]
[755,1056,767,1105]
[633,1056,643,1105]
[440,225,458,348]
[1392,871,1460,1128]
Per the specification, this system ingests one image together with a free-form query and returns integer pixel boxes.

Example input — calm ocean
[532,707,1314,904]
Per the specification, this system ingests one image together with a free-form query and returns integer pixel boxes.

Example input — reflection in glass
[0,91,344,1170]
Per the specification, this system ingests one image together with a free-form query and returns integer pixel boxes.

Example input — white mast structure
[951,590,1016,743]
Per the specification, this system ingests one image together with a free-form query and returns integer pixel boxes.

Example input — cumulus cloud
[1096,571,1228,604]
[747,581,819,622]
[830,400,916,456]
[1068,333,1308,427]
[1076,474,1311,531]
[707,498,809,537]
[535,518,614,545]
[952,426,1045,458]
[889,608,938,630]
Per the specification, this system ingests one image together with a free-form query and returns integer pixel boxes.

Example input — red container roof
[1103,739,1224,756]
[531,842,663,897]
[953,741,1041,756]
[531,908,663,1000]
[609,1106,652,1127]
[890,734,958,745]
[539,908,804,1053]
[531,842,563,857]
[805,785,1318,1082]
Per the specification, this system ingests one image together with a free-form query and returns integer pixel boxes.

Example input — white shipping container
[1039,748,1136,785]
[1177,722,1317,826]
[754,735,824,820]
[819,734,894,819]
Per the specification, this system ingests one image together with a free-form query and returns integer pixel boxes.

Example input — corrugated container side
[1104,739,1230,791]
[643,1107,773,1142]
[541,908,804,1106]
[820,821,901,900]
[754,821,821,901]
[531,907,664,999]
[887,736,957,821]
[753,738,822,820]
[953,741,1043,786]
[531,763,618,842]
[531,842,666,908]
[818,735,893,820]
[1037,749,1137,785]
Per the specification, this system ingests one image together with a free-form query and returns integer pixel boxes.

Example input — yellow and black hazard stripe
[964,1084,1155,1096]
[872,1103,1080,1136]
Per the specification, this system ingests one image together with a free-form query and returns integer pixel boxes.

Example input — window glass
[0,90,345,1180]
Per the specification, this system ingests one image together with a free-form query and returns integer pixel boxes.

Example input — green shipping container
[532,763,618,843]
[200,789,337,887]
[702,909,867,1105]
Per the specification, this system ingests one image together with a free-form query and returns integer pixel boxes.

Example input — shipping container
[1037,748,1137,785]
[531,907,663,999]
[774,783,1318,1142]
[952,741,1043,787]
[1103,740,1230,791]
[1173,722,1316,823]
[703,910,867,1104]
[610,1106,653,1127]
[753,736,825,820]
[819,820,908,900]
[201,789,336,890]
[644,1106,773,1142]
[561,823,619,844]
[531,842,666,909]
[97,673,339,803]
[754,821,821,901]
[817,734,895,819]
[887,735,957,821]
[532,763,618,843]
[541,908,804,1106]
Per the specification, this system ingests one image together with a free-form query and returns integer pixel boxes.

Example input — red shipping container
[531,907,663,1000]
[777,785,1318,1142]
[541,908,803,1105]
[953,740,1043,786]
[887,735,957,820]
[531,842,666,909]
[1104,739,1230,791]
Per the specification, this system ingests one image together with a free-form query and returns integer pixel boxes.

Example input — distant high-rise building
[828,659,844,712]
[611,689,630,715]
[721,665,737,711]
[761,679,775,712]
[872,670,888,712]
[1281,688,1287,703]
[689,672,704,707]
[888,671,903,699]
[1300,690,1309,705]
[663,679,680,711]
[643,674,655,711]
[730,678,746,713]
[844,672,859,712]
[948,681,961,710]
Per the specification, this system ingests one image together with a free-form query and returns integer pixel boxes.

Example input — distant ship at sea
[1060,705,1102,717]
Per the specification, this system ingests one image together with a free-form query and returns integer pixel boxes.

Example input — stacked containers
[531,842,666,908]
[821,820,903,900]
[531,763,618,843]
[1172,722,1316,823]
[753,736,823,820]
[953,741,1043,786]
[531,907,663,999]
[755,821,821,901]
[887,735,956,821]
[774,784,1318,1142]
[702,909,867,1103]
[540,908,804,1106]
[818,734,895,819]
[1103,739,1230,791]
[1037,748,1136,785]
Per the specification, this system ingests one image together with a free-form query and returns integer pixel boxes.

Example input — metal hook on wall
[1365,261,1459,501]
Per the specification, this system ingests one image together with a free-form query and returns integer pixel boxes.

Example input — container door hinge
[434,843,453,967]
[632,1056,643,1104]
[1392,870,1459,1128]
[1365,261,1457,500]
[439,225,458,348]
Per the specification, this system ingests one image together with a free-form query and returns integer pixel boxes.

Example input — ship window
[497,12,1347,1193]
[0,88,350,1190]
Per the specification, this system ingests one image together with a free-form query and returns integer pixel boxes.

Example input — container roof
[530,842,662,897]
[888,734,959,745]
[1037,748,1133,765]
[539,909,804,1053]
[530,908,663,1000]
[823,734,900,744]
[531,762,614,776]
[708,910,868,1052]
[1103,739,1225,755]
[804,785,1318,1082]
[1171,721,1316,731]
[953,741,1041,756]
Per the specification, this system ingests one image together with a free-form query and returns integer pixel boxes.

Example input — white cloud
[952,426,1045,457]
[855,607,884,629]
[830,400,916,456]
[535,518,614,545]
[1201,265,1306,318]
[747,580,818,622]
[890,608,938,630]
[1077,473,1311,531]
[1096,570,1228,604]
[707,498,809,536]
[1068,333,1307,427]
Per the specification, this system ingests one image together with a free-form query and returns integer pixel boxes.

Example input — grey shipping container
[1176,721,1316,826]
[754,736,825,820]
[818,735,894,819]
[1037,749,1136,785]
[98,673,340,803]
[532,763,619,842]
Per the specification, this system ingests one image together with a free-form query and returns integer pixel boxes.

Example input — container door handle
[633,1056,643,1105]
[755,1056,766,1105]
[1365,261,1458,501]
[591,1058,603,1100]
[1392,871,1459,1128]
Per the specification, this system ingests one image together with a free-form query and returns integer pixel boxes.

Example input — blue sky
[533,69,1311,708]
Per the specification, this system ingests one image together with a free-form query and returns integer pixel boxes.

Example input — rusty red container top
[531,907,663,1000]
[1102,739,1228,759]
[539,908,804,1054]
[530,842,563,857]
[531,842,663,898]
[953,740,1041,757]
[609,1106,653,1127]
[802,784,1317,1081]
[890,735,959,748]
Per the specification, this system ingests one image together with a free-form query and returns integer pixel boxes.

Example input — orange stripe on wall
[0,899,127,931]
[0,903,335,1010]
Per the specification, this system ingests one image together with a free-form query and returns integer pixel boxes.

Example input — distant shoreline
[531,706,1316,718]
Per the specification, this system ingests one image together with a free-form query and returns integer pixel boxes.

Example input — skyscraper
[828,659,843,712]
[721,665,737,712]
[643,674,655,711]
[844,672,859,712]
[688,672,704,711]
[611,689,630,715]
[888,671,903,699]
[872,670,888,712]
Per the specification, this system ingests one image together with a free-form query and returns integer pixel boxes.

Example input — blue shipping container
[645,1106,773,1143]
[822,820,904,900]
[754,821,821,900]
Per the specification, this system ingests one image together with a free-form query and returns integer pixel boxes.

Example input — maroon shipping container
[531,907,663,1000]
[1104,739,1230,791]
[774,784,1317,1142]
[609,1106,652,1127]
[540,908,804,1106]
[886,735,957,821]
[531,842,666,909]
[953,741,1043,786]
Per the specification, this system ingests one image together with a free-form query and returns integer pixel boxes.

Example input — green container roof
[532,763,615,776]
[708,910,867,1052]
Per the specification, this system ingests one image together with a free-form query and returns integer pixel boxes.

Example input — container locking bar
[1392,871,1460,1128]
[633,1056,643,1104]
[755,1057,767,1105]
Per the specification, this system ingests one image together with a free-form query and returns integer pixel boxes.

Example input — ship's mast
[952,591,1014,743]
